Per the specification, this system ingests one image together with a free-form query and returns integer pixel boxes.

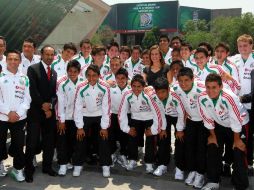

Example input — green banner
[116,1,178,32]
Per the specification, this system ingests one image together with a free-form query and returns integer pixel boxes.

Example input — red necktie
[47,66,51,80]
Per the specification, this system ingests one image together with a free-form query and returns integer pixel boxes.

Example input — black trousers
[0,120,26,170]
[84,116,111,166]
[206,123,249,190]
[127,119,156,163]
[157,115,177,166]
[246,109,253,166]
[184,119,208,174]
[57,120,86,166]
[109,114,128,156]
[25,117,57,173]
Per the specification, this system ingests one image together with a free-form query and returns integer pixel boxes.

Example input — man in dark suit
[24,45,57,182]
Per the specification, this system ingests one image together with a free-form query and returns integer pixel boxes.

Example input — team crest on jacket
[220,104,225,111]
[19,79,24,85]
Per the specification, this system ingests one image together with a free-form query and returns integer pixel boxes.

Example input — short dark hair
[215,42,230,53]
[85,64,100,76]
[107,41,119,51]
[91,45,106,56]
[40,45,55,54]
[177,67,194,80]
[205,73,223,86]
[67,59,81,72]
[159,34,170,42]
[6,50,21,60]
[23,38,36,48]
[115,67,128,78]
[181,42,192,51]
[170,60,184,70]
[171,36,183,44]
[131,45,142,54]
[198,42,213,56]
[195,47,209,58]
[0,36,6,46]
[79,39,92,48]
[120,46,131,55]
[63,42,77,54]
[131,74,145,87]
[141,49,150,57]
[154,77,169,90]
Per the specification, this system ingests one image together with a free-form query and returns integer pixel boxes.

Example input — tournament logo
[140,13,153,28]
[141,100,147,105]
[19,79,25,85]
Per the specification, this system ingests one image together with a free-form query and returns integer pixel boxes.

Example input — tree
[141,27,161,49]
[91,25,115,46]
[182,13,254,54]
[183,19,209,33]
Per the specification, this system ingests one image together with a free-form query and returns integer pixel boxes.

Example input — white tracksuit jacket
[0,70,31,121]
[118,89,166,135]
[74,79,111,129]
[56,76,84,123]
[198,88,249,133]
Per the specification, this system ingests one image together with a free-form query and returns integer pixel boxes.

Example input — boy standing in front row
[118,74,166,173]
[173,67,208,188]
[74,64,112,177]
[0,50,31,182]
[199,73,249,190]
[56,60,85,177]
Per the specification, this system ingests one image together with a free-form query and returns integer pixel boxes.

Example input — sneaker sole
[9,172,25,182]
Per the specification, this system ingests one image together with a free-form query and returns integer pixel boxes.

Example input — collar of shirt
[41,61,50,73]
[3,68,22,77]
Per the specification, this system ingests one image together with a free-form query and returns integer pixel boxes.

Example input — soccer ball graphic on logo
[140,13,152,28]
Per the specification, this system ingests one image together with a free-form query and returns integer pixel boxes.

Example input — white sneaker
[201,183,219,190]
[153,165,167,176]
[175,167,184,180]
[58,165,67,176]
[193,172,205,188]
[102,166,110,177]
[185,171,196,186]
[117,155,128,168]
[0,161,7,177]
[10,168,25,182]
[73,166,82,177]
[33,156,38,167]
[145,163,154,173]
[111,154,117,167]
[126,160,137,171]
[67,163,73,170]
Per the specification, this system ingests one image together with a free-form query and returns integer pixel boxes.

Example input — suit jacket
[27,62,57,122]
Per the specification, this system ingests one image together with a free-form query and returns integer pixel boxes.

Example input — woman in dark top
[143,45,170,87]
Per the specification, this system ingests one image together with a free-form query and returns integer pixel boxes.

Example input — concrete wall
[211,8,242,20]
[42,0,110,51]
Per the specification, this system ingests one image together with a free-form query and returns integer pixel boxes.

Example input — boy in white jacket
[56,60,84,177]
[74,64,112,177]
[118,74,166,173]
[0,50,31,182]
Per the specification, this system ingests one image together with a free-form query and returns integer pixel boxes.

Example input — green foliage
[91,25,115,46]
[183,13,254,54]
[141,27,161,49]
